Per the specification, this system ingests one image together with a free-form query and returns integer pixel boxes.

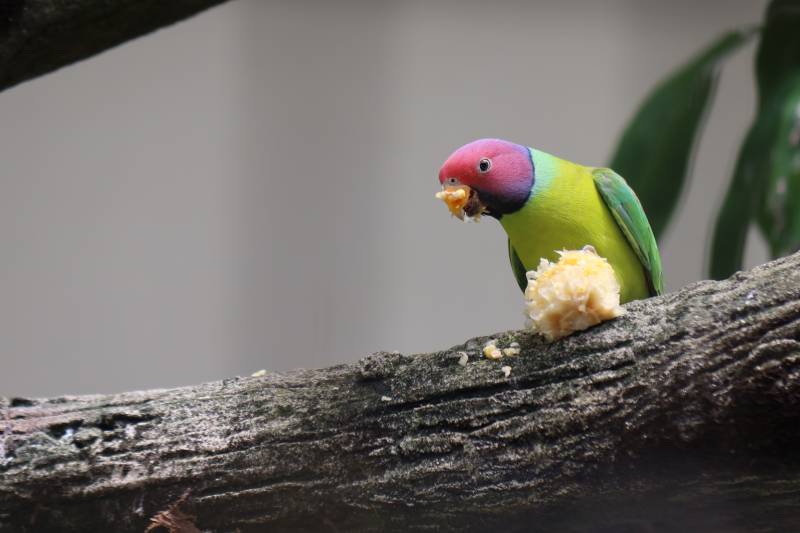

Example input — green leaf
[709,96,777,280]
[755,0,800,107]
[710,1,800,279]
[609,29,755,241]
[756,0,800,259]
[755,75,800,259]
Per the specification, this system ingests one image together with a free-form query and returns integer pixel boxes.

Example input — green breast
[500,149,649,303]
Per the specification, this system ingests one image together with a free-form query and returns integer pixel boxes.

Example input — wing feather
[592,167,664,296]
[508,239,529,293]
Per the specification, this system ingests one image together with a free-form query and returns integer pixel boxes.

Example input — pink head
[438,138,534,218]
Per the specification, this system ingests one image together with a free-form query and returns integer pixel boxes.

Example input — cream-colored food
[482,342,503,360]
[524,246,625,341]
[435,185,485,221]
[435,187,468,217]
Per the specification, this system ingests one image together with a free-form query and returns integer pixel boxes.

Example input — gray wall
[0,0,767,397]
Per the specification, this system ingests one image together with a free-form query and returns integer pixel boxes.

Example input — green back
[592,167,664,296]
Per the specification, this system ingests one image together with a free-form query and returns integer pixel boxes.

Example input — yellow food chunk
[482,342,503,360]
[435,186,470,219]
[524,246,625,341]
[502,347,520,357]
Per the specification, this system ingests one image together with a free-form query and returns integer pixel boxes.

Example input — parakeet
[437,138,663,303]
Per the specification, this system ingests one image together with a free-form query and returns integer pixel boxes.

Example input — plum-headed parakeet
[437,138,663,303]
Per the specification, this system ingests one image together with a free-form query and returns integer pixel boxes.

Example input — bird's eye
[445,177,459,186]
[478,158,492,173]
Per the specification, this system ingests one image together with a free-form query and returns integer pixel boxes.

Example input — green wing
[592,168,664,296]
[508,239,529,293]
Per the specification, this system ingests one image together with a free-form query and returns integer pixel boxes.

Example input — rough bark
[0,0,231,93]
[1,251,800,533]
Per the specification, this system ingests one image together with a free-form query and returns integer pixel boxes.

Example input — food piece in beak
[435,186,469,219]
[435,186,486,221]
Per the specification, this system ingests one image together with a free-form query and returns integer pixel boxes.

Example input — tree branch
[0,0,231,93]
[1,252,799,532]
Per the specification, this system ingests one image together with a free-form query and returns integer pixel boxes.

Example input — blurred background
[0,0,768,397]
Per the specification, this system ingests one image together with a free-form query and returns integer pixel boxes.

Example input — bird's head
[437,138,534,220]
